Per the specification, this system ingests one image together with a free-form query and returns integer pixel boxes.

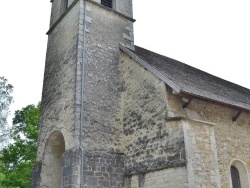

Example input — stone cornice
[47,0,79,35]
[125,160,186,176]
[165,116,216,126]
[47,0,135,35]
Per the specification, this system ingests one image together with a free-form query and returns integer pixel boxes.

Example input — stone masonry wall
[79,1,134,153]
[182,120,221,187]
[82,151,125,188]
[31,161,42,188]
[35,1,135,187]
[37,2,79,162]
[91,0,133,18]
[183,99,250,188]
[165,90,250,187]
[62,148,125,188]
[119,53,186,176]
[215,112,250,188]
[62,149,81,187]
[64,1,135,187]
[126,167,188,188]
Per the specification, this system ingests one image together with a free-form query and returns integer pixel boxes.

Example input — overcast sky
[0,0,250,121]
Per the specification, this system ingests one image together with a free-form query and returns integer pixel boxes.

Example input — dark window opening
[101,0,112,8]
[231,166,241,188]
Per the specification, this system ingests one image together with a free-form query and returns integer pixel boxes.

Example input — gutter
[79,0,87,187]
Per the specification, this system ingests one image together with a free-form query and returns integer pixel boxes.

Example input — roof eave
[180,90,250,113]
[119,44,250,114]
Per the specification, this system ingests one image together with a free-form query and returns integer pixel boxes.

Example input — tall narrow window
[231,166,241,188]
[101,0,112,8]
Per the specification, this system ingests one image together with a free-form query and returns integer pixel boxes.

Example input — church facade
[31,0,250,187]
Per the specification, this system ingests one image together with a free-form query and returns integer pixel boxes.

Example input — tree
[0,77,13,146]
[0,103,40,188]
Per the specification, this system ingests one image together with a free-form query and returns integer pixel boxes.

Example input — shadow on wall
[41,131,65,187]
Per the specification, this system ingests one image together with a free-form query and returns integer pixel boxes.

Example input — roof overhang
[119,44,250,117]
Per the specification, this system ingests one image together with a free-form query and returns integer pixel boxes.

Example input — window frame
[229,160,250,188]
[101,0,113,9]
[231,166,241,188]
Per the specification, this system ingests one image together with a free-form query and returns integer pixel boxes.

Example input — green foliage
[0,77,13,145]
[0,161,5,187]
[0,103,40,188]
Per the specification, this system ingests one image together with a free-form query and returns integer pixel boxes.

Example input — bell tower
[31,0,134,187]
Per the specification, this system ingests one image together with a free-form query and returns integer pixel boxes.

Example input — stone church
[31,0,250,187]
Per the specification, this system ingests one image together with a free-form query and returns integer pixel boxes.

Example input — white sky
[0,0,250,121]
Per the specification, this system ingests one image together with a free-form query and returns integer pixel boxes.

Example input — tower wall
[74,1,134,187]
[33,1,81,187]
[33,0,135,187]
[36,1,80,163]
[91,0,133,17]
[80,0,134,153]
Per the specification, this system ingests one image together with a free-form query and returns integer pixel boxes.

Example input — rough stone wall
[165,91,250,187]
[62,1,135,187]
[183,99,250,188]
[31,161,42,188]
[62,149,81,187]
[119,53,186,176]
[37,2,79,162]
[80,1,134,153]
[126,167,187,188]
[119,50,250,187]
[215,113,250,188]
[62,149,125,188]
[182,120,221,187]
[34,1,135,187]
[32,1,82,187]
[82,151,125,187]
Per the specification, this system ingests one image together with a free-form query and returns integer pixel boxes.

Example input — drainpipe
[80,0,87,187]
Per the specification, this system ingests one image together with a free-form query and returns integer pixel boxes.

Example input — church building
[31,0,250,187]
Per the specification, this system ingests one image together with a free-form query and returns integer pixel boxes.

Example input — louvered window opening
[231,166,241,188]
[101,0,112,8]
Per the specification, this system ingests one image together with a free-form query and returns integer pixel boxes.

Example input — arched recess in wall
[41,131,65,187]
[230,160,250,188]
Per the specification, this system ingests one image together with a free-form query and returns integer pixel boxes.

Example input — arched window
[231,166,241,188]
[230,160,250,188]
[101,0,112,8]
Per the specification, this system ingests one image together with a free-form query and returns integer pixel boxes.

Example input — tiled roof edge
[119,44,250,113]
